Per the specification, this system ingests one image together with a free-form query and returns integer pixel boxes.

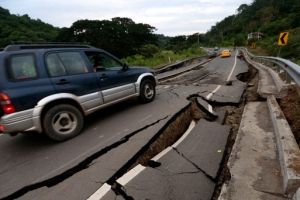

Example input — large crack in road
[104,55,261,200]
[0,116,169,200]
[2,54,262,200]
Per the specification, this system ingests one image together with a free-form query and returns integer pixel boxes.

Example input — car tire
[139,80,156,103]
[43,104,83,142]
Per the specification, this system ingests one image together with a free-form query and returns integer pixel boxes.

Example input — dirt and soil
[154,55,261,199]
[279,83,300,145]
[154,54,300,199]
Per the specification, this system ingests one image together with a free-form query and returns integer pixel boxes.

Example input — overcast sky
[1,0,252,36]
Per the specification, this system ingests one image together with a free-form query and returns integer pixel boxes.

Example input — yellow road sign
[278,32,289,45]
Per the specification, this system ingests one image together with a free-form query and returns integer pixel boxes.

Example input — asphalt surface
[90,50,250,199]
[0,50,253,200]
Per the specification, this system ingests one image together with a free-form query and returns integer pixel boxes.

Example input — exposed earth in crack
[3,53,298,200]
[155,55,300,199]
[105,55,262,199]
[157,55,261,199]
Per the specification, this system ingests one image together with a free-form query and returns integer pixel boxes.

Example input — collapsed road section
[0,51,260,200]
[89,98,231,200]
[89,53,262,199]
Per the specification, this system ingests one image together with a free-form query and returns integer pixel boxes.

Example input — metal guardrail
[240,47,300,86]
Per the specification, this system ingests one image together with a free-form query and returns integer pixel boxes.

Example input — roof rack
[3,41,96,52]
[10,41,87,45]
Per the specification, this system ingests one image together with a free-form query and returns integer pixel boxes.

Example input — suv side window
[7,54,37,80]
[46,52,88,77]
[84,52,123,72]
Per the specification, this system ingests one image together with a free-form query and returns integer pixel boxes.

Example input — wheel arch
[31,94,85,133]
[135,73,157,95]
[40,98,84,125]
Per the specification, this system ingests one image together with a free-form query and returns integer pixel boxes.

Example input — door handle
[56,79,70,85]
[100,74,109,79]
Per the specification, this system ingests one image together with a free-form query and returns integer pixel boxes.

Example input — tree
[256,7,278,25]
[0,6,59,47]
[166,35,187,53]
[140,44,159,58]
[60,18,158,58]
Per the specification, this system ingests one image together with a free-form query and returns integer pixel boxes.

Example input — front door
[84,51,136,104]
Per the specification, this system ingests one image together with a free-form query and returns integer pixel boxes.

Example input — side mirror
[123,63,129,70]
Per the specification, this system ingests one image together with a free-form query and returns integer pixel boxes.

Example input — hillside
[0,6,60,47]
[204,0,300,61]
[1,1,300,62]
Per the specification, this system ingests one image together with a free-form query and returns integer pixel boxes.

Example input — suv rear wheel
[139,80,156,103]
[43,104,83,141]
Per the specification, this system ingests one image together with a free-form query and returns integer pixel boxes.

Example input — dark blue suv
[0,43,157,141]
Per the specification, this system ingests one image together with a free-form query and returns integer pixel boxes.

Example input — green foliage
[204,0,300,61]
[56,17,158,59]
[155,34,171,49]
[0,7,60,47]
[165,33,204,53]
[140,44,160,58]
[122,44,205,68]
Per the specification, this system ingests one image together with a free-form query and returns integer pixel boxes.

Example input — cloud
[1,0,252,36]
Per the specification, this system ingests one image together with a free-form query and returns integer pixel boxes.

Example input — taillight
[0,125,4,131]
[0,93,16,114]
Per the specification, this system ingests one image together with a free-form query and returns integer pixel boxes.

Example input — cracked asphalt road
[0,50,250,200]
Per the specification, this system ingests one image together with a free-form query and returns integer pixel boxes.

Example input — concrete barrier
[268,95,300,194]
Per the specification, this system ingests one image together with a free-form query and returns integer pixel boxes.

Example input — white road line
[205,51,238,100]
[138,115,152,123]
[206,85,221,100]
[151,146,173,162]
[117,164,146,185]
[87,121,196,199]
[87,55,238,198]
[87,165,146,199]
[208,104,213,113]
[227,50,238,81]
[172,120,196,148]
[87,183,111,200]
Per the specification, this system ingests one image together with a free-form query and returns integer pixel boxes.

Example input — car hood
[129,66,155,74]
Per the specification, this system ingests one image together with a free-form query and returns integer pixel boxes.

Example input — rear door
[45,51,103,107]
[2,53,56,112]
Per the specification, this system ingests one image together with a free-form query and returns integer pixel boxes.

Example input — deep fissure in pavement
[2,55,262,200]
[109,58,262,200]
[0,116,168,200]
[111,182,134,200]
[211,63,262,200]
[108,100,217,199]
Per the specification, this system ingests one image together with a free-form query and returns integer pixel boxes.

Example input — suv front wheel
[139,80,156,103]
[43,104,84,141]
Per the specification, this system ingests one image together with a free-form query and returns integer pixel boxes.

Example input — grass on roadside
[121,47,206,68]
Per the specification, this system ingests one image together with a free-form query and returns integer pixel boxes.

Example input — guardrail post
[286,73,292,84]
[276,65,281,73]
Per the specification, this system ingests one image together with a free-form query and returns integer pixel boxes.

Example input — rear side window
[7,54,38,80]
[46,52,88,77]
